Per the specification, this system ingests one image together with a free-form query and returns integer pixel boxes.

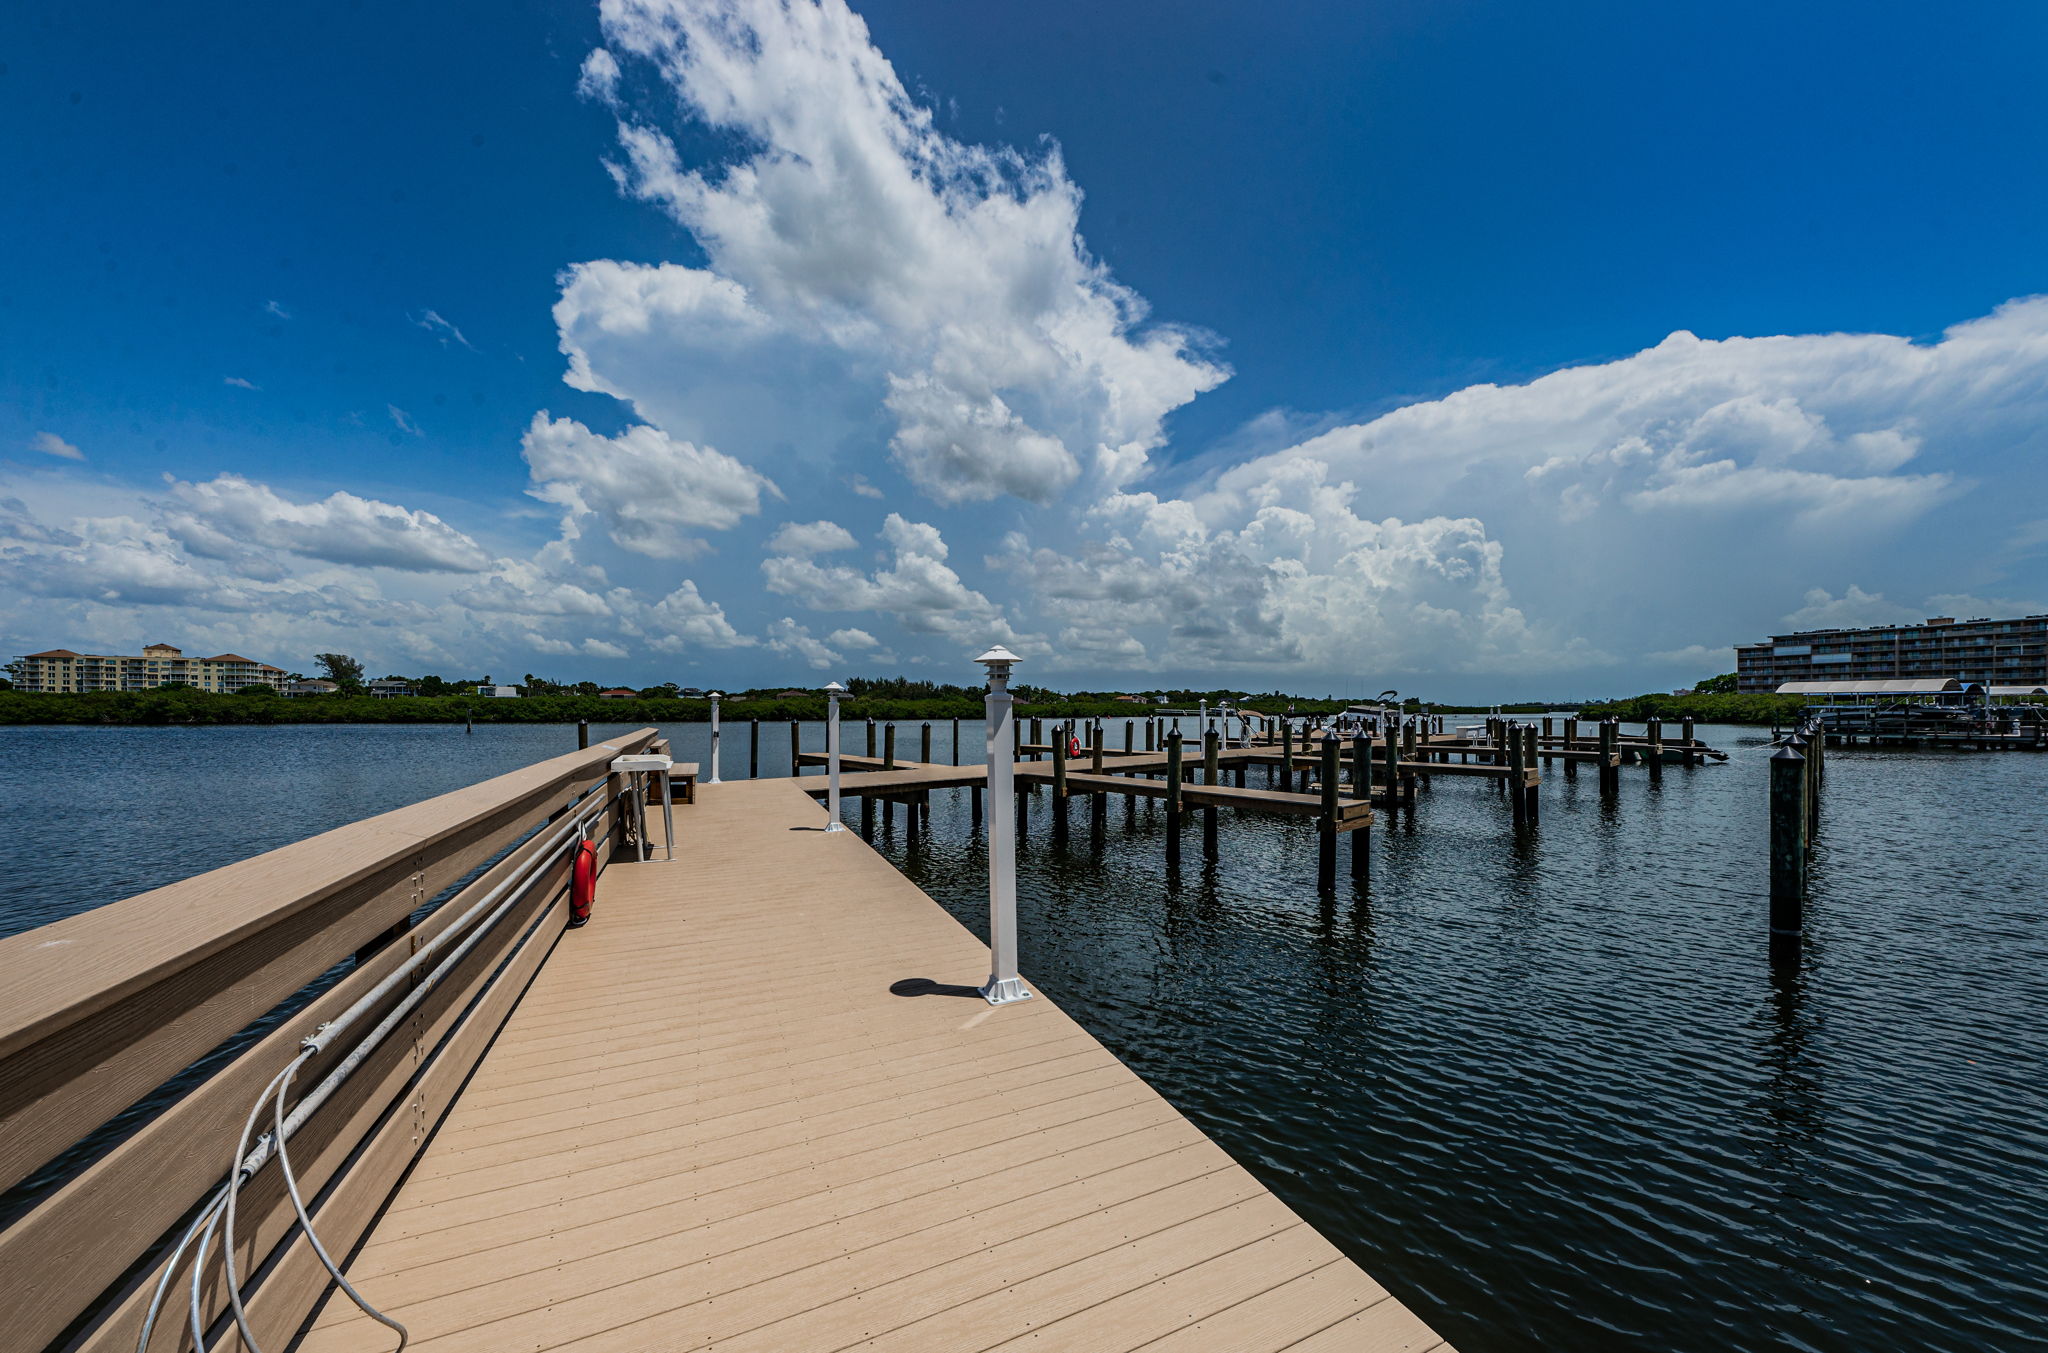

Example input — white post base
[824,820,847,833]
[979,975,1034,1006]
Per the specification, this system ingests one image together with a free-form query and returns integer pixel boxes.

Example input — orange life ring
[1069,735,1081,757]
[568,838,599,928]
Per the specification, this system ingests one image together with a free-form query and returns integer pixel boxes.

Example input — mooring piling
[789,719,801,777]
[1164,730,1185,865]
[749,718,760,778]
[1523,725,1541,824]
[1508,724,1528,828]
[1203,728,1221,857]
[1770,744,1809,956]
[1318,736,1341,889]
[1052,731,1070,839]
[577,718,589,750]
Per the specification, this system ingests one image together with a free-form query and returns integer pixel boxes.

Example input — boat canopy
[1987,685,2048,697]
[1776,678,1963,696]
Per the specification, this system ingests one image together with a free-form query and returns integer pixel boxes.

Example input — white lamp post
[707,690,724,785]
[823,681,847,831]
[975,646,1031,1005]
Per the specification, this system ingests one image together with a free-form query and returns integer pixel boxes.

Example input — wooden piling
[1281,721,1295,791]
[884,723,896,771]
[920,721,932,765]
[1769,745,1808,950]
[866,718,876,761]
[1646,718,1664,779]
[1164,731,1184,864]
[1523,725,1540,824]
[1124,719,1135,754]
[1203,729,1220,857]
[1051,734,1069,838]
[789,720,801,777]
[1351,733,1371,800]
[1318,738,1340,889]
[951,716,961,765]
[749,719,760,778]
[1599,719,1620,793]
[1401,720,1418,801]
[1508,725,1528,827]
[1092,721,1105,773]
[1680,716,1695,767]
[577,718,589,750]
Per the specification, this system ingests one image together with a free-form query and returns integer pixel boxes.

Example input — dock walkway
[301,777,1448,1353]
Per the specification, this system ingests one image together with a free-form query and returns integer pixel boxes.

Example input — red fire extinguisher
[568,838,599,928]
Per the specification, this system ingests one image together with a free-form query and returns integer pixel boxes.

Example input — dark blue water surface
[1,721,2043,1351]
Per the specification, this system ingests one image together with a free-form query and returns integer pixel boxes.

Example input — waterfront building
[365,678,416,698]
[1735,614,2048,693]
[598,687,637,699]
[285,679,339,697]
[475,684,521,698]
[10,643,286,694]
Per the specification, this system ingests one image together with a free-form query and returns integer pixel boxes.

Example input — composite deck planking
[300,777,1447,1353]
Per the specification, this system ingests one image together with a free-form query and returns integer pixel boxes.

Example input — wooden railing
[0,729,662,1352]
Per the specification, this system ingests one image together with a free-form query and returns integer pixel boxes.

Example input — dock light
[823,682,847,832]
[707,691,724,785]
[975,646,1032,1006]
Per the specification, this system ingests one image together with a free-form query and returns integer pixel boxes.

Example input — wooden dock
[297,777,1445,1352]
[0,732,1450,1353]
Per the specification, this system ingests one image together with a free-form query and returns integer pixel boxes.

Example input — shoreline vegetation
[0,687,1588,727]
[0,671,1798,727]
[1574,692,1804,725]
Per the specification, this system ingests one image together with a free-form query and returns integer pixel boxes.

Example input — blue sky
[5,0,2047,698]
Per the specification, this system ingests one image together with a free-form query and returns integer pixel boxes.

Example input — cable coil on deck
[137,794,611,1353]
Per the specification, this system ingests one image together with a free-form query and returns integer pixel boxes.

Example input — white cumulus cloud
[521,412,777,559]
[32,432,85,461]
[163,475,492,573]
[559,0,1225,506]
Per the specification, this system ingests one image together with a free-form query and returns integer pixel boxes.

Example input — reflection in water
[878,730,2048,1353]
[1755,955,1828,1178]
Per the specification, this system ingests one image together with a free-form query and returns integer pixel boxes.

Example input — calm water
[2,721,2044,1351]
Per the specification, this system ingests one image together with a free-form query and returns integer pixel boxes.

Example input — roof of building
[1987,685,2048,696]
[202,653,260,663]
[598,688,638,696]
[23,649,81,659]
[1777,678,1963,695]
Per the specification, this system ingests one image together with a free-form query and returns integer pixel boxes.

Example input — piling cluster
[1769,721,1826,961]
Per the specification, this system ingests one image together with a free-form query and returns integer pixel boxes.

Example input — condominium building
[1735,615,2048,693]
[11,643,287,694]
